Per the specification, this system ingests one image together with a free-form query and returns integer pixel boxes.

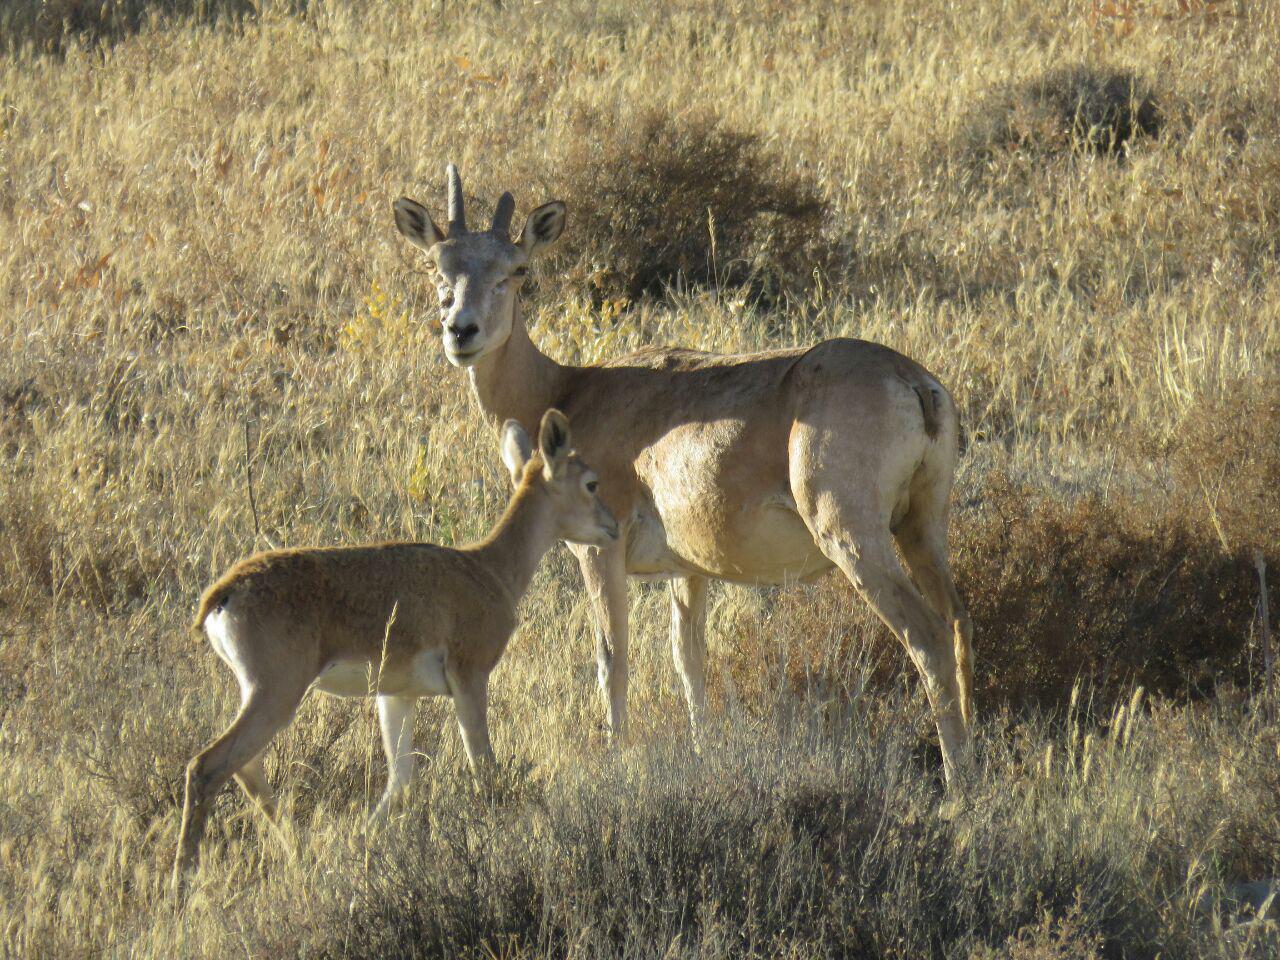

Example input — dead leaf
[72,249,116,290]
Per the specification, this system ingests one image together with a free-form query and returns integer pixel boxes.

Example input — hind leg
[895,499,974,729]
[819,528,971,784]
[790,373,973,785]
[791,438,972,784]
[233,751,277,820]
[173,681,307,892]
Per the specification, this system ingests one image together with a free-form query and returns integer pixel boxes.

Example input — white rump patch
[204,606,253,703]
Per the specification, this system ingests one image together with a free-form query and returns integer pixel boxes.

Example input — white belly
[313,647,450,698]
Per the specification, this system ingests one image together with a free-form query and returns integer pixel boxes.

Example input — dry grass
[1166,376,1280,558]
[1,0,1279,956]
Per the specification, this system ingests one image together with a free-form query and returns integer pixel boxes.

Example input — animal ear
[538,408,571,479]
[517,201,566,256]
[500,420,534,485]
[393,197,445,252]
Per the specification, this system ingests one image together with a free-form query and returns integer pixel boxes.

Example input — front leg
[670,576,709,747]
[450,672,494,775]
[371,694,417,823]
[572,540,630,742]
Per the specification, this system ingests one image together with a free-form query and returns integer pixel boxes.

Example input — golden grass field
[1,0,1278,956]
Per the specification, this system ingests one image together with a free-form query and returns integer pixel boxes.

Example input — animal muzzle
[445,323,480,352]
[600,508,621,542]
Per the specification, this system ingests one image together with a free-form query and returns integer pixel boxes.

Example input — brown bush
[2,0,257,54]
[963,65,1161,162]
[538,107,833,304]
[953,471,1265,711]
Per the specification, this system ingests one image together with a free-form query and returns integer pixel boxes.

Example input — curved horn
[446,163,466,234]
[491,191,516,237]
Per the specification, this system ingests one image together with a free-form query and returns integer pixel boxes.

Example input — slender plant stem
[1255,549,1273,722]
[245,419,263,546]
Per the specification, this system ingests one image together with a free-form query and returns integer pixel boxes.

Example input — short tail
[191,583,234,634]
[911,383,942,440]
[953,614,975,728]
[909,377,970,460]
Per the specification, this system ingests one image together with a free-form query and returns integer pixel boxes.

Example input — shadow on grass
[1,0,299,55]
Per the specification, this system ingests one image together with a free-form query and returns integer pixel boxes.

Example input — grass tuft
[954,471,1266,711]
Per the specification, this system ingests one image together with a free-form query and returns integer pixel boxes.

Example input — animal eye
[512,267,528,278]
[439,290,454,309]
[585,479,598,494]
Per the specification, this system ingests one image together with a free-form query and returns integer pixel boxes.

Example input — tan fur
[172,412,617,891]
[394,171,976,789]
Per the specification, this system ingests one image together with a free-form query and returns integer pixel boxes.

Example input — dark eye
[512,267,528,279]
[439,290,454,309]
[585,479,598,494]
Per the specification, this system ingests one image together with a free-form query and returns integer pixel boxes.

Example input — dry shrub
[954,471,1263,711]
[540,107,832,304]
[963,65,1161,162]
[1,0,258,54]
[326,700,1274,960]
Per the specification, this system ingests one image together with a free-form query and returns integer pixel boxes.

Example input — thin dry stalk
[1256,550,1274,722]
[243,419,267,549]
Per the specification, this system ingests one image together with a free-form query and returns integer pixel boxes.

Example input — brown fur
[173,413,617,890]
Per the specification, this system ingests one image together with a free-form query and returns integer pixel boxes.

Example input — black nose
[448,323,478,342]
